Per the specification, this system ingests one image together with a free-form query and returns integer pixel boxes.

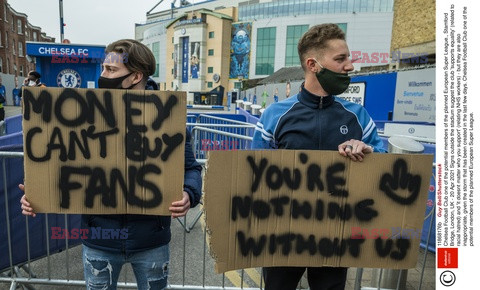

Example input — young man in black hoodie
[21,39,202,290]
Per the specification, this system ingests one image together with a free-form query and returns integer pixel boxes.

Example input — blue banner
[26,42,105,59]
[26,42,104,88]
[230,22,252,79]
[182,37,189,83]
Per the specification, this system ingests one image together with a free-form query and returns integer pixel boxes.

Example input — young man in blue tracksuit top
[252,24,385,290]
[21,39,202,290]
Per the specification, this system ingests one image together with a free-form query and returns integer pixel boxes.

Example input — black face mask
[314,60,351,95]
[98,72,135,89]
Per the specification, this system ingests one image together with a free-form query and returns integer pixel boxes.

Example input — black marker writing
[231,196,377,222]
[380,159,421,205]
[237,231,365,258]
[247,154,349,197]
[25,125,119,162]
[59,164,162,209]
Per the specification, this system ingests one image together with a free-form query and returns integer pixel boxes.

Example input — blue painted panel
[351,72,397,121]
[26,42,105,89]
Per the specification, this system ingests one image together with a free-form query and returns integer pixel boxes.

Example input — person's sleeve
[361,113,386,153]
[0,86,5,103]
[251,111,275,149]
[183,128,203,207]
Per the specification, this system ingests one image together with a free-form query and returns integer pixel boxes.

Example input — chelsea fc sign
[57,69,82,88]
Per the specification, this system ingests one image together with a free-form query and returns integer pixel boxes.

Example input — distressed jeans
[82,244,169,290]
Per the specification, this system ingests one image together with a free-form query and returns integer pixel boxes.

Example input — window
[172,37,174,43]
[234,82,242,89]
[17,19,22,34]
[33,32,37,41]
[209,31,214,38]
[207,82,213,88]
[5,32,8,48]
[207,67,213,73]
[208,49,214,56]
[12,42,15,55]
[337,23,347,35]
[12,16,15,31]
[171,82,174,88]
[255,27,276,75]
[152,42,160,77]
[20,65,24,76]
[14,64,17,75]
[19,42,23,56]
[7,58,10,74]
[4,4,7,20]
[285,25,308,67]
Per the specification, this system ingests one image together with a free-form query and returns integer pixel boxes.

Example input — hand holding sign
[379,159,421,205]
[19,184,36,218]
[169,191,191,218]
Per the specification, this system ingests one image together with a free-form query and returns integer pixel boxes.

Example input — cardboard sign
[204,150,433,273]
[23,87,186,215]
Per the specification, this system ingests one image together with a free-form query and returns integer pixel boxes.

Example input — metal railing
[1,125,436,290]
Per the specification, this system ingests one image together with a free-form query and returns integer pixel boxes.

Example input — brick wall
[0,0,55,76]
[391,0,435,51]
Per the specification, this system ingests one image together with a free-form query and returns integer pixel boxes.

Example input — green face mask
[314,59,351,95]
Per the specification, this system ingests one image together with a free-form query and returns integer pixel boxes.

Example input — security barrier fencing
[1,115,435,290]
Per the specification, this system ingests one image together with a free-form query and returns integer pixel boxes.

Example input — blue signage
[26,42,105,89]
[182,37,189,83]
[26,42,106,59]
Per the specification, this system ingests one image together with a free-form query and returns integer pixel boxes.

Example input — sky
[8,0,204,46]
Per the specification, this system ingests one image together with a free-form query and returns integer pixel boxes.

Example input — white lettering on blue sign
[38,47,89,55]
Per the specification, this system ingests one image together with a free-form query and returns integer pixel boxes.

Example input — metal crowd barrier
[176,126,254,234]
[1,123,435,290]
[187,114,256,161]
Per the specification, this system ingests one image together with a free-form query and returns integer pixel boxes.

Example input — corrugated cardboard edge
[203,150,433,272]
[22,88,187,215]
[203,151,221,272]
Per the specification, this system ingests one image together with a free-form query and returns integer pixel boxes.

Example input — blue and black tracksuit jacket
[252,85,385,152]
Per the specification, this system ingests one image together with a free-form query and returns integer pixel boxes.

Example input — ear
[306,58,317,73]
[132,72,144,84]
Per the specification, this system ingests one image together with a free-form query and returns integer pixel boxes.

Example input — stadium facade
[135,0,394,104]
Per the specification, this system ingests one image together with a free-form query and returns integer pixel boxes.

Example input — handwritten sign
[204,150,433,272]
[23,87,186,215]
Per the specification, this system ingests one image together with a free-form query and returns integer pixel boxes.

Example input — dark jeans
[0,107,4,121]
[263,266,347,290]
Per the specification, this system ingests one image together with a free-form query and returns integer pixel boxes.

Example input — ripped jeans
[82,244,169,290]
